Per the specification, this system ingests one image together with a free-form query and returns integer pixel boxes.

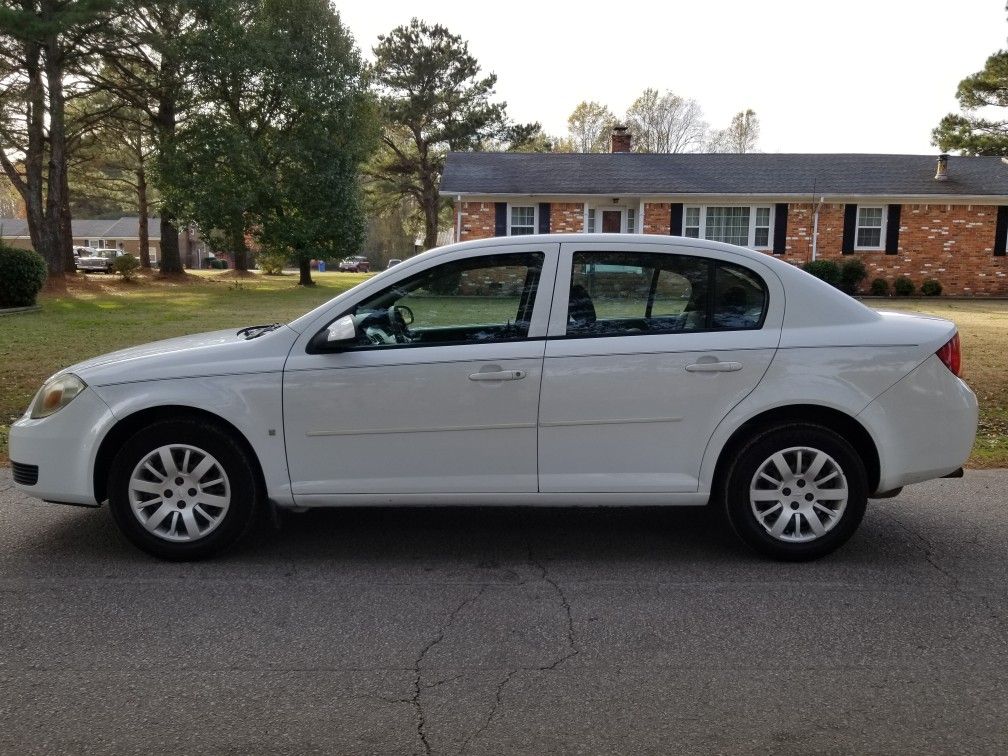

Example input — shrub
[0,242,47,307]
[256,249,288,275]
[869,277,890,296]
[839,258,868,295]
[801,260,841,288]
[112,253,141,281]
[893,276,915,296]
[921,278,942,296]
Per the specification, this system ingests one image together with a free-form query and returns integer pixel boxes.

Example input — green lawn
[1,274,1006,467]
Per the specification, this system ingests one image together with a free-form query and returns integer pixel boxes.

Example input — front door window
[338,252,545,348]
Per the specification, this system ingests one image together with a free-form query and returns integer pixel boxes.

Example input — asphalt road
[1,469,1007,755]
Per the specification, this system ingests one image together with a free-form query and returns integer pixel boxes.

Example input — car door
[538,241,783,493]
[283,242,558,499]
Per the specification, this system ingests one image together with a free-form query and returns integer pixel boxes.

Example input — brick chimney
[611,125,631,153]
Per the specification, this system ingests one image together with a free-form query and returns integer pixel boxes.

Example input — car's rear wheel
[107,419,261,560]
[723,424,867,560]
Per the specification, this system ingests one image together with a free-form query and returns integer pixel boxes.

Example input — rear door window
[566,251,766,337]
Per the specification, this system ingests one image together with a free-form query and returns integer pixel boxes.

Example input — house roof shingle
[0,217,162,240]
[440,152,1008,198]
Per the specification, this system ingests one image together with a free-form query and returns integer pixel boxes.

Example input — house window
[627,208,637,234]
[855,206,885,249]
[754,207,771,248]
[705,207,750,246]
[683,205,773,249]
[683,206,701,238]
[586,208,596,233]
[509,205,536,236]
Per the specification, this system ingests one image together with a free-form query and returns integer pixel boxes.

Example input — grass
[1,274,1006,467]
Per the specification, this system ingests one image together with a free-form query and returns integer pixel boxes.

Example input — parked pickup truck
[76,248,123,273]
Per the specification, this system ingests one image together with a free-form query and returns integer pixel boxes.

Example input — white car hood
[65,325,300,387]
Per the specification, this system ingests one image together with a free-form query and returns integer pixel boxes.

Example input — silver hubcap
[128,444,231,542]
[749,446,848,543]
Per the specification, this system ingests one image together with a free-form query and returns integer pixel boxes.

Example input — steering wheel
[387,305,414,343]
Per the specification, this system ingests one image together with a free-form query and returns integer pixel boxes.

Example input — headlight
[29,373,87,419]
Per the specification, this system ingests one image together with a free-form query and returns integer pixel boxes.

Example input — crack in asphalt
[875,508,1004,625]
[411,584,488,755]
[457,550,581,753]
[526,550,580,672]
[457,668,518,756]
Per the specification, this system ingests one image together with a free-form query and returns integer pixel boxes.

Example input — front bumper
[8,388,116,506]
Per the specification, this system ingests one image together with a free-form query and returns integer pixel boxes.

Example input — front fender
[90,372,293,506]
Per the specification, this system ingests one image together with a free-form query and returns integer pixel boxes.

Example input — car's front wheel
[107,419,261,559]
[723,424,868,560]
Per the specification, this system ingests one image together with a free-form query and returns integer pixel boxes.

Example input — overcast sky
[338,0,1007,155]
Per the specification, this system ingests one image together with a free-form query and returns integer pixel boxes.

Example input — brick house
[441,130,1008,295]
[0,216,217,268]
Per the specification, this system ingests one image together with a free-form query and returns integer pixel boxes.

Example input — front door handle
[685,361,743,373]
[469,369,527,381]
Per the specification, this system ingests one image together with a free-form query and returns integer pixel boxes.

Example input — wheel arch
[92,405,266,504]
[710,404,881,498]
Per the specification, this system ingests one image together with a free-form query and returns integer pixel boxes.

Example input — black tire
[722,423,868,561]
[107,419,262,560]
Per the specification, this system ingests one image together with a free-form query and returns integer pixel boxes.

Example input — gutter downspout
[811,196,824,262]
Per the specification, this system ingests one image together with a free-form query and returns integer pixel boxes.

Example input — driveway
[1,469,1006,755]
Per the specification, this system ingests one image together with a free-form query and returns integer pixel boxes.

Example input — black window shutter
[773,203,788,254]
[669,203,684,235]
[494,202,507,236]
[885,204,901,255]
[995,206,1008,256]
[538,202,551,234]
[842,204,857,254]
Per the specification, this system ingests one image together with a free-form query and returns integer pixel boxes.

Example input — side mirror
[325,314,356,343]
[310,314,357,353]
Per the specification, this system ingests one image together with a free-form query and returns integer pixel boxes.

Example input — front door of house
[601,210,622,233]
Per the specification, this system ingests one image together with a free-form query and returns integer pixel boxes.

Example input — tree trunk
[298,257,313,286]
[137,162,150,268]
[11,35,63,277]
[155,95,183,273]
[232,227,248,272]
[159,215,183,273]
[61,167,74,273]
[423,197,439,250]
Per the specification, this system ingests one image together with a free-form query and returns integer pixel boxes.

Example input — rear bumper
[8,388,115,507]
[858,354,978,492]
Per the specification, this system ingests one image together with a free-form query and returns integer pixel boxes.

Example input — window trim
[507,204,537,236]
[681,204,775,250]
[854,204,887,251]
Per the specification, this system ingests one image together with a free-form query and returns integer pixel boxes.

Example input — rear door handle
[685,361,743,373]
[469,370,527,381]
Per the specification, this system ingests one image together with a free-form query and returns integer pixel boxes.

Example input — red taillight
[936,332,961,377]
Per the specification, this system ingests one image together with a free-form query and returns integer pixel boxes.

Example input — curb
[0,304,41,317]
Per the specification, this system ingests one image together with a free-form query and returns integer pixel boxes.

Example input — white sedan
[9,234,978,560]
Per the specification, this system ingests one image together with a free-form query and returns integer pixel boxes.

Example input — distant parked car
[386,258,403,269]
[71,246,92,271]
[76,248,122,274]
[9,234,978,560]
[338,256,370,272]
